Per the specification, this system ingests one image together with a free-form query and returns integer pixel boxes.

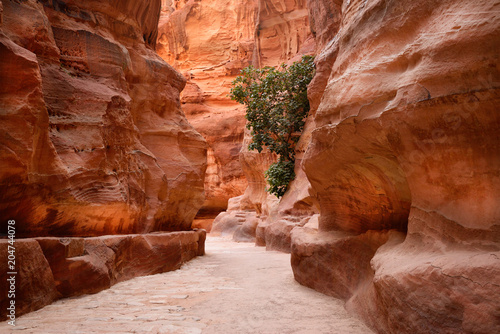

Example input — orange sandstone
[0,0,206,236]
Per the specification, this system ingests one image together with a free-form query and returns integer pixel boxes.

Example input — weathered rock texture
[290,0,500,333]
[157,0,253,219]
[0,230,206,320]
[211,195,261,243]
[157,0,314,224]
[0,0,206,237]
[0,239,60,321]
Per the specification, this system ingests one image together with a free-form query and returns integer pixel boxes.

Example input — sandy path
[0,237,373,333]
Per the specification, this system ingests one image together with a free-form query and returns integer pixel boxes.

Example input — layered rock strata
[291,0,500,333]
[0,230,206,320]
[0,0,206,237]
[157,0,314,223]
[157,0,254,218]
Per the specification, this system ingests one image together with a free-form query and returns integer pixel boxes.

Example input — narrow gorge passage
[0,237,373,334]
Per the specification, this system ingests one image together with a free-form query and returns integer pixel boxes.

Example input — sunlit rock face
[157,0,314,222]
[255,0,314,65]
[156,0,255,218]
[292,0,500,333]
[0,0,207,237]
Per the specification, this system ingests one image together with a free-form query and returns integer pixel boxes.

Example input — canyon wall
[4,0,496,331]
[291,0,500,333]
[157,0,254,221]
[0,0,207,237]
[203,0,500,332]
[157,0,314,227]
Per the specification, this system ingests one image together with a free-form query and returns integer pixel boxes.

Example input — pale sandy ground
[1,237,373,334]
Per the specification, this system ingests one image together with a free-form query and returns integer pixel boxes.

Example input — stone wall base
[0,230,206,320]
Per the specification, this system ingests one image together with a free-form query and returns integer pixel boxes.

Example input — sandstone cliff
[157,0,254,222]
[0,0,207,237]
[290,0,500,333]
[3,0,497,332]
[157,0,314,227]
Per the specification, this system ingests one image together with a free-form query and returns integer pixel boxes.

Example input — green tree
[230,55,315,198]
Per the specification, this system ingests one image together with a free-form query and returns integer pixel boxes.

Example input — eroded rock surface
[157,0,254,218]
[291,0,500,333]
[0,0,206,237]
[211,196,261,243]
[0,240,60,320]
[0,230,206,320]
[157,0,314,222]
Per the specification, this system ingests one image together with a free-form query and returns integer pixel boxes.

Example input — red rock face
[0,240,60,320]
[255,0,314,65]
[291,0,500,332]
[157,0,314,223]
[157,0,254,219]
[0,0,206,237]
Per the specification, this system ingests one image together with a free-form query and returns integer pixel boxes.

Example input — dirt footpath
[0,237,373,333]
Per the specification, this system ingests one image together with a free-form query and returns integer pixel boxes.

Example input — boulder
[0,239,60,320]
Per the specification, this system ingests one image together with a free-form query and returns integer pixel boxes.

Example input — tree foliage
[230,55,315,198]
